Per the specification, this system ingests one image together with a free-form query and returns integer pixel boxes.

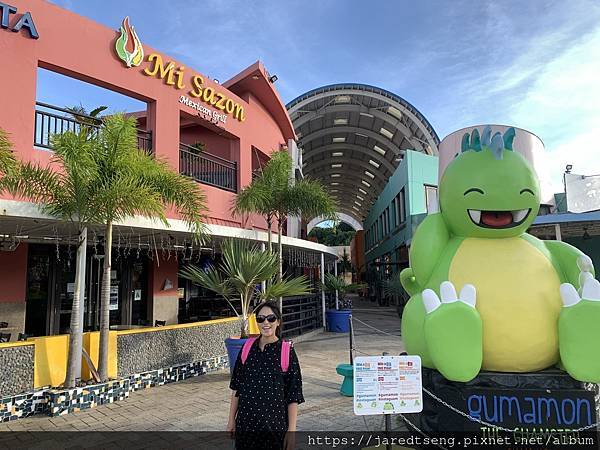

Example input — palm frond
[322,273,365,295]
[259,276,311,302]
[282,177,337,220]
[90,114,207,241]
[383,276,406,298]
[219,239,278,291]
[0,128,17,179]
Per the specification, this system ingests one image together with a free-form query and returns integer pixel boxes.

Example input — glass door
[25,247,52,337]
[84,254,103,331]
[52,251,77,335]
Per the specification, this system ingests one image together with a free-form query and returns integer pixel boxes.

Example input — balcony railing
[34,102,152,154]
[179,143,237,193]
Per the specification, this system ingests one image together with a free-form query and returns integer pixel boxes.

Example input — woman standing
[227,300,304,450]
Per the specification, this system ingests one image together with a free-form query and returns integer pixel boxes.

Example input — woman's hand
[227,391,239,439]
[283,431,296,450]
[226,419,235,439]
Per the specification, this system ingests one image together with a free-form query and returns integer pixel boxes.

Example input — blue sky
[45,0,600,191]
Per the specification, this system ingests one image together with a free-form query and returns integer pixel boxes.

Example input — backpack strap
[281,340,292,373]
[241,337,257,365]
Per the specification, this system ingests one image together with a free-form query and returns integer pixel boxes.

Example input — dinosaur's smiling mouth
[468,209,530,228]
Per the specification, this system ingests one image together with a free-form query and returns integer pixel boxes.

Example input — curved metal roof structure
[287,83,440,225]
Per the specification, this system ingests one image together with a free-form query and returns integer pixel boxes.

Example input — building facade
[363,150,438,302]
[0,0,335,341]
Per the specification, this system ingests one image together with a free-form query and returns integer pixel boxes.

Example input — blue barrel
[225,336,253,375]
[326,309,351,333]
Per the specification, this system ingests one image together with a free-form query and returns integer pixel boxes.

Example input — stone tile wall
[117,319,239,376]
[0,344,34,398]
[1,356,229,421]
[1,319,236,421]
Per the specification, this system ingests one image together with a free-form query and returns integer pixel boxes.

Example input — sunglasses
[256,314,278,324]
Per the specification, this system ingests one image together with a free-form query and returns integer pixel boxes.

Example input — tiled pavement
[0,296,405,433]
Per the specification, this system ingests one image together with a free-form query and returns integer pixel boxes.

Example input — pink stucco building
[0,0,334,339]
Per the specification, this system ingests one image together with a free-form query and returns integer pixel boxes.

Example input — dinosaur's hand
[559,277,600,382]
[422,281,482,382]
[577,255,595,290]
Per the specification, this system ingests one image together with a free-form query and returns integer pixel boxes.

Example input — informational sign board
[565,172,600,213]
[354,355,423,415]
[109,285,119,311]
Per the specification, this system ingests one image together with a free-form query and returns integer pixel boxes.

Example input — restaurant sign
[114,17,245,122]
[0,2,39,39]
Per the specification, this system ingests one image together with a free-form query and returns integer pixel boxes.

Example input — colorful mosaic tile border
[47,379,131,417]
[0,387,48,422]
[0,355,228,422]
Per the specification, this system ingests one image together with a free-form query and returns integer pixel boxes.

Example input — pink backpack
[240,337,292,372]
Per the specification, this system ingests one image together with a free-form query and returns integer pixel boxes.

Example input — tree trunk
[277,216,283,312]
[98,222,113,381]
[266,215,272,253]
[240,293,249,338]
[64,227,87,388]
[240,315,249,338]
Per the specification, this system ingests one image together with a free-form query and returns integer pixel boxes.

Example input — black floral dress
[229,338,304,450]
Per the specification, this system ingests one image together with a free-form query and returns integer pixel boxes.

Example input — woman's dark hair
[254,300,283,338]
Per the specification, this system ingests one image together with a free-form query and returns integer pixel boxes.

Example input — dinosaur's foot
[423,281,482,382]
[559,276,600,383]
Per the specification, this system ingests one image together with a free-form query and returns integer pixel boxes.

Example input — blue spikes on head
[490,132,504,160]
[461,126,517,160]
[503,127,515,150]
[481,126,492,147]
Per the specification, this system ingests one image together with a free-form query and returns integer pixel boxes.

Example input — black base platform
[402,367,598,437]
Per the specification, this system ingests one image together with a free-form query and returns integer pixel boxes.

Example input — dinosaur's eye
[464,188,484,196]
[520,188,535,196]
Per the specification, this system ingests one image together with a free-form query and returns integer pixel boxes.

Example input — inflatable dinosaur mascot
[400,126,600,383]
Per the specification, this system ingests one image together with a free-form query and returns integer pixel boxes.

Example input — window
[394,189,406,225]
[425,185,439,214]
[385,207,390,235]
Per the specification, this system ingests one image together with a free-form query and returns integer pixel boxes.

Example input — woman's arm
[226,391,239,434]
[287,402,298,431]
[285,403,298,450]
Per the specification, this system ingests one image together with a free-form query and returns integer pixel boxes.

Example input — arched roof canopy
[307,213,364,234]
[287,84,439,224]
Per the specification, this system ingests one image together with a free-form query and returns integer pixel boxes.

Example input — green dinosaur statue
[400,126,599,383]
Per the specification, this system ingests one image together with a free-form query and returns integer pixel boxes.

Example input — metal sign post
[348,313,353,365]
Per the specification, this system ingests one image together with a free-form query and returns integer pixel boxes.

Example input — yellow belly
[449,237,561,372]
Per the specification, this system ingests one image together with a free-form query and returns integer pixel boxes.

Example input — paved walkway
[0,296,405,434]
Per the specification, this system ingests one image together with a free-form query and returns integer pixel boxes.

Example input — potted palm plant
[322,273,365,333]
[180,239,310,373]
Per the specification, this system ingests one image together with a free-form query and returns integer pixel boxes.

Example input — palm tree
[274,172,337,306]
[235,151,336,311]
[233,151,290,252]
[0,129,18,181]
[180,239,310,338]
[322,273,365,310]
[66,104,107,128]
[91,114,207,381]
[339,248,351,278]
[10,128,98,388]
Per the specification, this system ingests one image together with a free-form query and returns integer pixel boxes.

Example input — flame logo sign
[115,17,144,68]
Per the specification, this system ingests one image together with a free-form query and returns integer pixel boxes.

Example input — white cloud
[423,1,600,195]
[509,26,600,192]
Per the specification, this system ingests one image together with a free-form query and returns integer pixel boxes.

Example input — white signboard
[565,172,600,213]
[354,355,423,415]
